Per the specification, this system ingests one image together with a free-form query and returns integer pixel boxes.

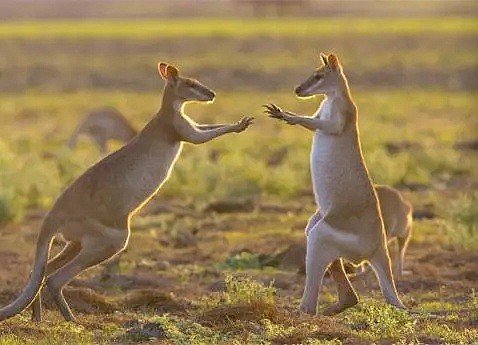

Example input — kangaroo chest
[84,139,183,218]
[122,141,182,202]
[310,100,373,218]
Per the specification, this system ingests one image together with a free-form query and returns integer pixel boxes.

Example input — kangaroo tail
[0,218,56,321]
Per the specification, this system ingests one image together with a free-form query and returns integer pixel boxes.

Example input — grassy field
[0,18,476,38]
[0,16,477,344]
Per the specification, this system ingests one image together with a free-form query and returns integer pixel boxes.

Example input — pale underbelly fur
[122,143,182,213]
[79,141,184,217]
[311,130,379,232]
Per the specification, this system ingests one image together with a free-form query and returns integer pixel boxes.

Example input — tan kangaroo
[0,62,253,323]
[264,53,405,315]
[68,107,137,154]
[350,185,413,279]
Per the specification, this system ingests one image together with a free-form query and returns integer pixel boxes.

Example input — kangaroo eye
[314,73,322,80]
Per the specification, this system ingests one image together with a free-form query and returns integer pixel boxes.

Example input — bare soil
[0,197,476,317]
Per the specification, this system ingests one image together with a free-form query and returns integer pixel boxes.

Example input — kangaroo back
[68,107,137,152]
[375,185,412,239]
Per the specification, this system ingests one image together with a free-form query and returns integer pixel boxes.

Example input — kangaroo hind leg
[369,244,405,309]
[396,227,411,278]
[299,222,339,315]
[31,241,82,322]
[321,258,359,316]
[45,221,128,322]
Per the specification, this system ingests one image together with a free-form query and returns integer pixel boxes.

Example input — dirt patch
[142,200,202,218]
[0,322,48,339]
[40,287,186,315]
[267,243,306,273]
[123,320,167,341]
[121,289,187,314]
[198,301,279,329]
[196,303,362,344]
[395,246,478,295]
[0,251,29,288]
[412,209,436,219]
[171,229,198,248]
[416,248,478,268]
[73,273,172,291]
[0,289,19,306]
[64,288,117,313]
[203,199,256,214]
[269,308,364,345]
[454,139,478,151]
[384,140,422,154]
[40,287,116,313]
[258,203,304,215]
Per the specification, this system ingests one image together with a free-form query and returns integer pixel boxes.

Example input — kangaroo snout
[295,85,306,97]
[208,90,216,101]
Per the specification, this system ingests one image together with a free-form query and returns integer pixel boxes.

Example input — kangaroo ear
[158,62,168,80]
[320,53,328,66]
[166,65,179,80]
[327,54,341,71]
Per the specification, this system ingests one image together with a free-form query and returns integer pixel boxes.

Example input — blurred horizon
[0,0,477,20]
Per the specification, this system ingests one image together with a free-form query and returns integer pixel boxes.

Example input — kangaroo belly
[65,141,183,223]
[119,143,182,212]
[310,132,377,228]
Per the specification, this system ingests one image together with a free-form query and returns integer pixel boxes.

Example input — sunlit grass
[0,89,475,224]
[0,313,123,345]
[0,18,476,39]
[1,280,477,344]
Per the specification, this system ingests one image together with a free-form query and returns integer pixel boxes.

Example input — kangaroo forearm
[294,116,321,132]
[198,125,234,142]
[282,111,318,132]
[195,124,227,130]
[183,125,234,144]
[297,117,344,134]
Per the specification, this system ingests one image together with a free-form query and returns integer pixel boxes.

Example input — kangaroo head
[158,62,216,102]
[295,53,343,98]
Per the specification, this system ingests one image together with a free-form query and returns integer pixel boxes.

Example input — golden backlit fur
[265,53,405,315]
[0,62,253,323]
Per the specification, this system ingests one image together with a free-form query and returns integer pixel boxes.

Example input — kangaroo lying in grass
[0,62,253,323]
[265,53,405,315]
[350,185,413,279]
[68,107,137,154]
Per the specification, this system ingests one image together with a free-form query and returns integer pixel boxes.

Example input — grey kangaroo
[0,62,253,323]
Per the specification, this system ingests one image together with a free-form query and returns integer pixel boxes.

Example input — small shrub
[152,314,231,345]
[0,196,14,222]
[195,273,278,328]
[438,192,478,249]
[449,192,477,237]
[420,323,478,344]
[341,302,417,341]
[223,273,276,305]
